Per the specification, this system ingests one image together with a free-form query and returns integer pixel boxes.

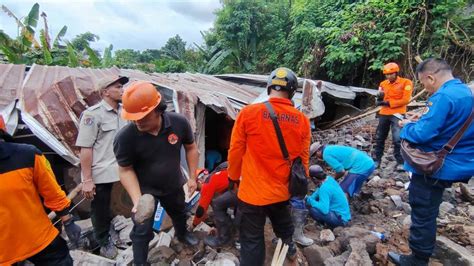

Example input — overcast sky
[0,0,221,52]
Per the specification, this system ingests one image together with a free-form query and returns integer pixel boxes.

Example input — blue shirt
[322,145,375,174]
[401,79,474,181]
[307,176,351,222]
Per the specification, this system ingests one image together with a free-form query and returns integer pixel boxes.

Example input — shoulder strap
[442,86,474,153]
[264,101,290,162]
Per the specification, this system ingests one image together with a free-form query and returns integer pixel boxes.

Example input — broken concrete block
[469,205,474,220]
[390,195,403,209]
[148,246,176,264]
[118,222,133,243]
[320,229,335,242]
[434,236,474,266]
[115,246,134,266]
[156,231,172,247]
[438,201,455,217]
[395,181,404,188]
[367,176,381,186]
[345,239,372,266]
[70,250,116,266]
[460,183,474,203]
[324,250,350,266]
[304,245,333,266]
[193,222,212,234]
[205,252,239,266]
[403,215,411,227]
[401,202,411,214]
[112,215,131,231]
[385,188,402,196]
[75,218,93,234]
[327,238,343,255]
[135,194,155,224]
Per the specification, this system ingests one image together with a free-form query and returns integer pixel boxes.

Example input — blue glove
[63,218,81,247]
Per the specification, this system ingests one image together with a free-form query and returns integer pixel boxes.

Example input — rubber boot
[292,208,313,246]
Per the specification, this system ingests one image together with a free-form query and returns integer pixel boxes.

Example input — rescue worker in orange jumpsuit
[0,115,81,265]
[228,67,311,265]
[374,62,413,170]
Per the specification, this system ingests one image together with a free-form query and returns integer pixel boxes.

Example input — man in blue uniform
[311,144,375,198]
[389,58,474,266]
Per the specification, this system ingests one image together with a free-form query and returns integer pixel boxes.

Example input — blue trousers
[308,207,347,229]
[339,166,375,197]
[409,173,452,259]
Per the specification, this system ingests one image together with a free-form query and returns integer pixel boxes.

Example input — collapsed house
[0,63,376,216]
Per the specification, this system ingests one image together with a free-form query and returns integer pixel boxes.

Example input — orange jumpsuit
[0,142,71,265]
[378,76,413,115]
[228,97,311,206]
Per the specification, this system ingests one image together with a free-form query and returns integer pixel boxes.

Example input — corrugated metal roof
[215,73,378,99]
[0,64,263,163]
[0,64,25,109]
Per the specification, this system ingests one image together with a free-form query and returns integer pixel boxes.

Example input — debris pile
[60,112,472,265]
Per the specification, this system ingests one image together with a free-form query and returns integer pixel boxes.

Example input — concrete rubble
[53,112,472,265]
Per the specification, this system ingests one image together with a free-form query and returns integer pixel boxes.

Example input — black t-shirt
[113,112,194,196]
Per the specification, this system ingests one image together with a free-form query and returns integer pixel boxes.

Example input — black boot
[388,252,428,266]
[177,231,199,246]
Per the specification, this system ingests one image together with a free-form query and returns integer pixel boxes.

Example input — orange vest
[228,97,311,206]
[379,76,413,115]
[0,142,71,265]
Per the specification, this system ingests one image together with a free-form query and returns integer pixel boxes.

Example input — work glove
[376,100,390,107]
[63,218,81,248]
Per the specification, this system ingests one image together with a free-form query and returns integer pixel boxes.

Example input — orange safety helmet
[121,81,162,121]
[383,62,400,75]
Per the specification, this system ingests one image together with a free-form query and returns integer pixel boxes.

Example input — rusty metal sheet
[0,64,25,109]
[20,64,122,157]
[9,64,261,161]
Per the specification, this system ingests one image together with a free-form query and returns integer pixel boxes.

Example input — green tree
[71,32,99,52]
[161,35,186,60]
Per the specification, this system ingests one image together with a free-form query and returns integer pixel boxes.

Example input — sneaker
[388,251,428,266]
[100,241,118,259]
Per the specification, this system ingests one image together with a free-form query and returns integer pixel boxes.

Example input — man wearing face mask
[76,75,129,259]
[374,62,413,170]
[389,58,474,266]
[113,81,199,264]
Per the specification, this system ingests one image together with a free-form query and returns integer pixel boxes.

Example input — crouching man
[306,165,351,229]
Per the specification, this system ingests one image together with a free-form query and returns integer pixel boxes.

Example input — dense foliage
[1,1,472,87]
[203,0,472,87]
